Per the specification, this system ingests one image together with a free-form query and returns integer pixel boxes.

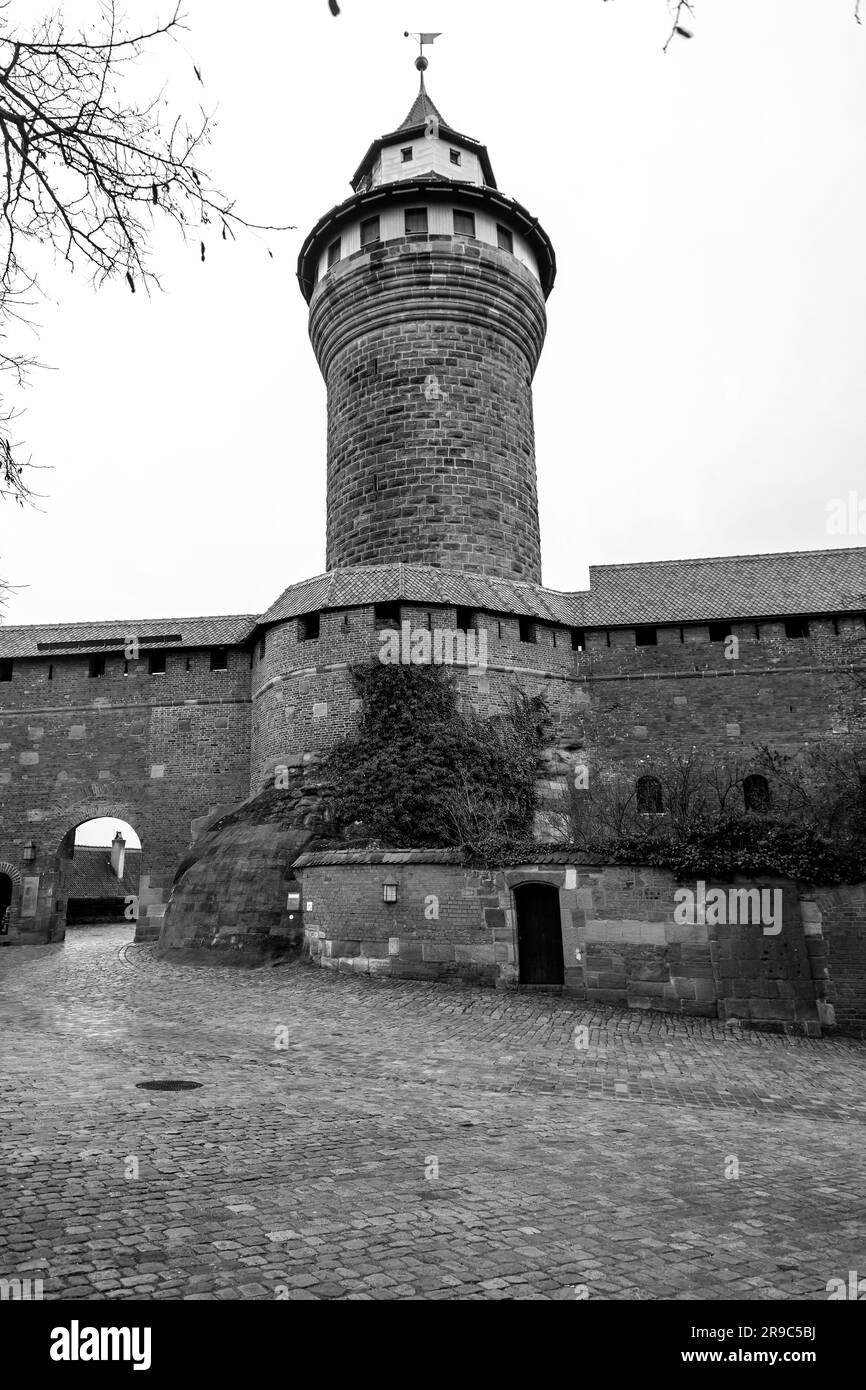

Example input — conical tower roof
[397,75,445,131]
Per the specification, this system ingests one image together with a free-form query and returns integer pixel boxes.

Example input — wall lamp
[22,840,36,863]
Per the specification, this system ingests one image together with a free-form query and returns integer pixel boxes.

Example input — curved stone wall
[249,602,591,792]
[308,237,547,581]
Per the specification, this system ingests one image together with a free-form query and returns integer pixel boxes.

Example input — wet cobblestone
[0,925,864,1300]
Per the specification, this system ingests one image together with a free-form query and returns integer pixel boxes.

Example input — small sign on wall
[21,876,40,917]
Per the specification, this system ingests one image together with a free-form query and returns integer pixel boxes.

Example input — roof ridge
[589,545,866,575]
[0,613,258,633]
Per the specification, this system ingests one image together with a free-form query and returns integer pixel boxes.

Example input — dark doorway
[0,872,13,934]
[515,882,564,986]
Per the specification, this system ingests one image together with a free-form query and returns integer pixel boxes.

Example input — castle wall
[3,605,857,953]
[250,604,865,791]
[0,649,251,943]
[802,884,866,1034]
[296,853,844,1036]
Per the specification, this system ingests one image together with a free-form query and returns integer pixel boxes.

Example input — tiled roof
[295,848,626,868]
[260,565,582,626]
[3,549,864,659]
[295,848,465,867]
[398,79,445,133]
[259,548,866,630]
[584,547,866,625]
[65,847,141,899]
[0,613,256,659]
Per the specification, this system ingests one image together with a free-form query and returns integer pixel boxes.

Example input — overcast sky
[1,0,865,628]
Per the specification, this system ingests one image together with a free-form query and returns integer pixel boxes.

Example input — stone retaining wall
[294,852,866,1036]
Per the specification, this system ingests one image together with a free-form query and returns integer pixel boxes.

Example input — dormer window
[453,210,475,237]
[404,207,428,235]
[327,237,341,268]
[449,148,461,166]
[401,147,413,163]
[496,225,513,253]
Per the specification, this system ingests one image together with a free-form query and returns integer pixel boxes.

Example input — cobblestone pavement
[1,926,864,1301]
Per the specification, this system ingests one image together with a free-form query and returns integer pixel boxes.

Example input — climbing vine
[323,662,550,857]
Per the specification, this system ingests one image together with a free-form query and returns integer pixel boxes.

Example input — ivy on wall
[557,743,866,884]
[323,662,549,854]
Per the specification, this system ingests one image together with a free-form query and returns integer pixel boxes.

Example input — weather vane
[404,30,442,71]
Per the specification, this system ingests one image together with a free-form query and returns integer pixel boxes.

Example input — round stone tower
[297,58,556,584]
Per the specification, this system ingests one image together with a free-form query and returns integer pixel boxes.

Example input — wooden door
[515,882,564,985]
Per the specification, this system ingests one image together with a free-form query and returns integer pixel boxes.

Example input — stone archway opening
[55,817,142,933]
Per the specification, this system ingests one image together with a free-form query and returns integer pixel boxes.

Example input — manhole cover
[136,1080,202,1092]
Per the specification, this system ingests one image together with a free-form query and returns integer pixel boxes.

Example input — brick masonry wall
[308,237,547,581]
[296,855,851,1035]
[0,649,251,943]
[2,601,863,965]
[250,605,866,789]
[801,884,866,1036]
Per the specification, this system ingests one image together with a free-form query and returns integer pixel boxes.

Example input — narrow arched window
[743,773,771,812]
[636,775,663,813]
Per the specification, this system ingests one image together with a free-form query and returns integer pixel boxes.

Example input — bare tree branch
[0,1,291,610]
[663,0,696,53]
